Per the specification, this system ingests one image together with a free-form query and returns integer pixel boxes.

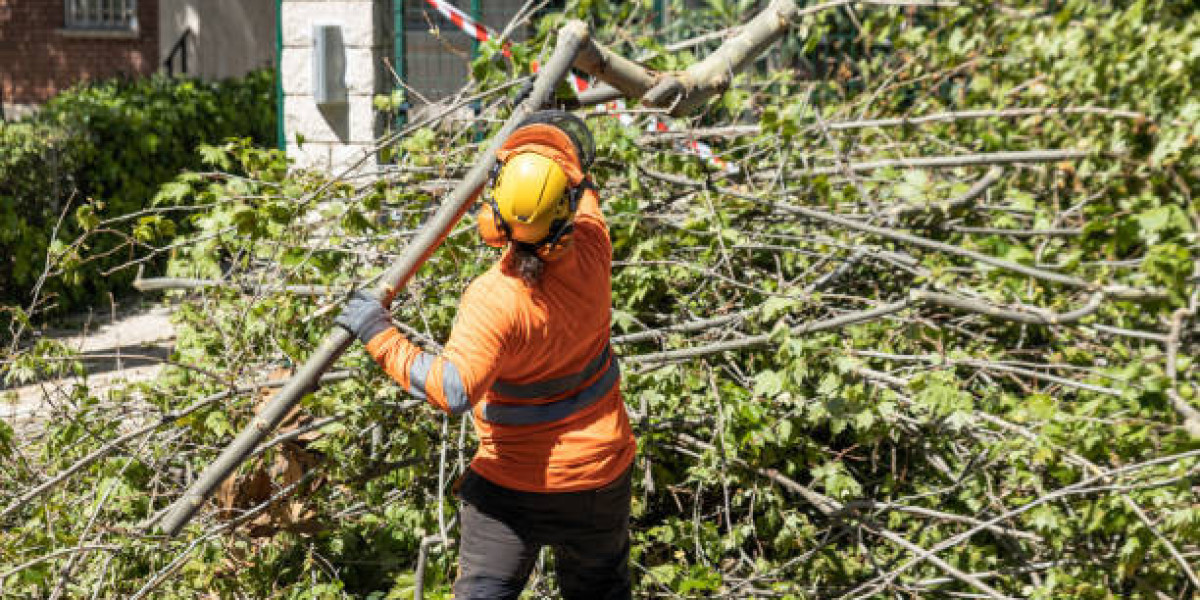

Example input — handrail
[163,28,194,76]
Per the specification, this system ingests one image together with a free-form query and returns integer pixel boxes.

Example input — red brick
[1,0,160,105]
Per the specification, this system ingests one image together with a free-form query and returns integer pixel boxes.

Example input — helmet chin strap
[510,218,573,261]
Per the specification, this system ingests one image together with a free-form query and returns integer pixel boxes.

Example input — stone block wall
[280,0,390,173]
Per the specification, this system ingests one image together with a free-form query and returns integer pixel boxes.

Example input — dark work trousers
[452,465,633,600]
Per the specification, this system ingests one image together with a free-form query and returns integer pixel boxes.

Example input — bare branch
[911,290,1106,325]
[1165,308,1200,436]
[639,106,1156,140]
[574,0,958,115]
[883,166,1003,221]
[133,276,336,297]
[781,149,1091,177]
[631,301,909,366]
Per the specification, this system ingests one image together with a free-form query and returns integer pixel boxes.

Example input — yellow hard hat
[487,152,571,244]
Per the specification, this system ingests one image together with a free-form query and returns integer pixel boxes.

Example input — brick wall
[0,0,160,106]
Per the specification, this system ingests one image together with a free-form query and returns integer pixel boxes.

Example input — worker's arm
[339,285,508,415]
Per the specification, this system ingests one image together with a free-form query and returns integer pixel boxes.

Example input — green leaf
[0,418,13,457]
[75,204,99,231]
[1136,204,1191,242]
[817,373,841,397]
[1026,393,1055,421]
[761,295,800,322]
[646,563,679,586]
[197,143,232,169]
[204,410,232,438]
[678,565,722,593]
[754,370,785,398]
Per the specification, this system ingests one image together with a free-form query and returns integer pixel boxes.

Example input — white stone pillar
[280,0,390,174]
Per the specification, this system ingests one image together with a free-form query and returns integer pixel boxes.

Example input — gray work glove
[334,290,394,344]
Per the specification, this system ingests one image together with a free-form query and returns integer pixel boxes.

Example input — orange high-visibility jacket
[365,142,635,492]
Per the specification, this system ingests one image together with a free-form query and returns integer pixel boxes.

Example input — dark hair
[511,243,544,286]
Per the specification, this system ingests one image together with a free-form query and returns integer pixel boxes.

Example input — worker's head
[482,152,572,249]
[479,110,595,283]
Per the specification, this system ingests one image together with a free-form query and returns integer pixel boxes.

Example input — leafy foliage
[1,1,1198,598]
[0,70,276,316]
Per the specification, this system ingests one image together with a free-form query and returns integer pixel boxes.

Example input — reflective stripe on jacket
[481,345,619,426]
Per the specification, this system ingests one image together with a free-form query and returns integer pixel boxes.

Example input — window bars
[65,0,138,31]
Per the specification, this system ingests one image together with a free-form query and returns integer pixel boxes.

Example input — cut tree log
[572,0,958,116]
[155,20,593,537]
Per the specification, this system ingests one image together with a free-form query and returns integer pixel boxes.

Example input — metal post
[469,0,483,141]
[470,0,481,56]
[394,0,407,127]
[275,0,285,150]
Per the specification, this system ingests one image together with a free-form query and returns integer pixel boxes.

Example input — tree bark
[572,0,957,116]
[637,107,1154,139]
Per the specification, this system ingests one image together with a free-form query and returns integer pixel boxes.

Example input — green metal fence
[392,0,529,106]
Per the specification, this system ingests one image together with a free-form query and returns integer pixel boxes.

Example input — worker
[336,110,636,599]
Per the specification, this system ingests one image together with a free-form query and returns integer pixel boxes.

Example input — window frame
[63,0,139,33]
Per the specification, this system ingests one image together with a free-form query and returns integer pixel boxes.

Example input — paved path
[2,305,176,431]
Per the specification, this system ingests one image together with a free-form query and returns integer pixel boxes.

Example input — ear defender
[477,202,509,248]
[477,164,509,248]
[534,181,583,261]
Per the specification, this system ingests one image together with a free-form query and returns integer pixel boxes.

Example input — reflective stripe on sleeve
[490,345,612,399]
[480,355,620,426]
[442,360,470,415]
[409,352,435,400]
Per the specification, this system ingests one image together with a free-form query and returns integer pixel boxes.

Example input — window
[65,0,138,31]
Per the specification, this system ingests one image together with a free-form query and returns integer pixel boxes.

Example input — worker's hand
[334,290,393,344]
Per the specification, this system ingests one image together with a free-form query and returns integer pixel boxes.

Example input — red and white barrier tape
[424,0,494,46]
[423,0,734,172]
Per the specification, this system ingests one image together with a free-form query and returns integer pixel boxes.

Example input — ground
[2,303,175,432]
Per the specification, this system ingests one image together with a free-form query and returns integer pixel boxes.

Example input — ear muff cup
[531,183,582,261]
[477,201,509,248]
[477,164,510,248]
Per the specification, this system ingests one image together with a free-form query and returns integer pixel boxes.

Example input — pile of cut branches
[2,1,1197,597]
